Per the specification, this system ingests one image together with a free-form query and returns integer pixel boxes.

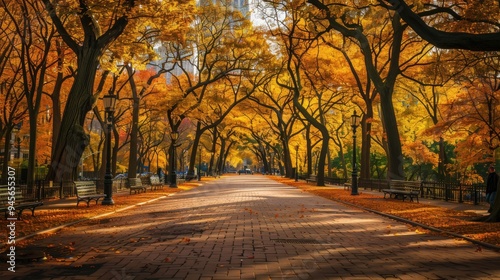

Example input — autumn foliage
[273,177,500,248]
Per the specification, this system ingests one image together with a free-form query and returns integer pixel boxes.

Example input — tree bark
[43,0,128,182]
[360,101,373,179]
[47,49,100,182]
[292,96,328,186]
[127,67,140,179]
[187,123,202,178]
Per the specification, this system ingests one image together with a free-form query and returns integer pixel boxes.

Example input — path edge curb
[332,198,500,252]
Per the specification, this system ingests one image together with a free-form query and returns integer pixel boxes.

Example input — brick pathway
[2,175,500,279]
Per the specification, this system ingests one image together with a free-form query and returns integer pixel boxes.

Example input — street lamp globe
[351,110,360,128]
[103,94,117,112]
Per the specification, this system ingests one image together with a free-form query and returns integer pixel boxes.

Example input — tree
[1,0,61,189]
[43,0,194,182]
[264,1,338,186]
[308,0,437,180]
[248,79,300,178]
[151,1,272,178]
[0,5,30,183]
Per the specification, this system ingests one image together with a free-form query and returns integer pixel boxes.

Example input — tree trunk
[208,129,218,175]
[279,135,292,178]
[43,0,128,183]
[112,127,119,175]
[127,72,140,179]
[379,91,405,180]
[306,125,312,176]
[46,50,100,182]
[187,123,202,178]
[360,103,373,179]
[27,115,39,191]
[293,97,328,186]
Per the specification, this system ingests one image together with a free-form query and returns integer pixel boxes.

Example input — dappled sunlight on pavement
[1,175,499,279]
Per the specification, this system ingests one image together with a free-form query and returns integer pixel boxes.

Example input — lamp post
[351,110,360,195]
[170,131,179,188]
[198,145,202,181]
[295,145,299,182]
[102,93,117,205]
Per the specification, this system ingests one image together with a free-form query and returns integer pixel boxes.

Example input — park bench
[324,177,348,186]
[343,182,351,190]
[382,180,421,202]
[127,178,147,194]
[0,184,43,219]
[141,176,163,191]
[74,181,106,207]
[148,176,163,190]
[306,175,317,183]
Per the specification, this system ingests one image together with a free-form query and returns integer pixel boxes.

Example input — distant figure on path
[486,166,498,213]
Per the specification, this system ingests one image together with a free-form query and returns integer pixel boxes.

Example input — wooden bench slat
[0,185,43,219]
[75,181,106,207]
[147,176,163,190]
[127,178,147,194]
[306,175,317,183]
[382,180,421,202]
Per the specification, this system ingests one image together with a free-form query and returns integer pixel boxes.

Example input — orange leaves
[274,176,500,247]
[65,241,76,252]
[243,207,258,216]
[0,185,198,253]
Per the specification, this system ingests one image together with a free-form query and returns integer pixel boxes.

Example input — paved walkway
[2,175,500,279]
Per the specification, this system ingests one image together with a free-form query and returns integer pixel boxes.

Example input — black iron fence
[421,181,486,205]
[27,179,130,200]
[357,178,487,205]
[324,177,349,185]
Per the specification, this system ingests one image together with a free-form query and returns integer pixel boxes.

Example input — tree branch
[380,0,500,51]
[42,0,79,52]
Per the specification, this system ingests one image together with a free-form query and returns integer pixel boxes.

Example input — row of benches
[0,176,167,219]
[76,176,165,206]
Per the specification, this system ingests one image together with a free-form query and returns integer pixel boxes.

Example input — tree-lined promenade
[2,0,500,221]
[1,175,499,279]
